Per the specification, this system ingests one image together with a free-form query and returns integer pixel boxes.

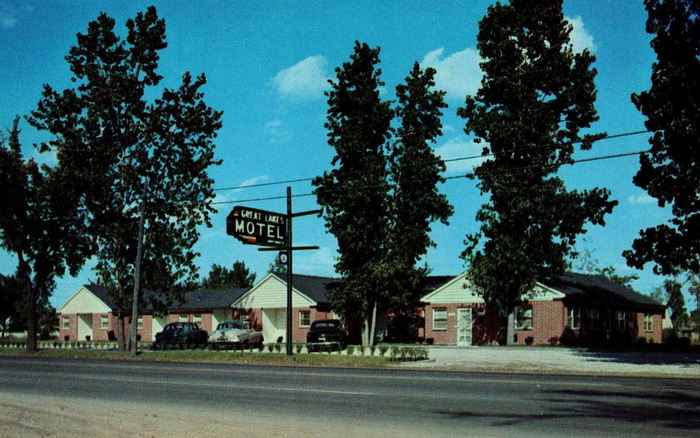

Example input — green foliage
[268,257,287,275]
[28,7,223,348]
[624,0,700,276]
[312,41,393,334]
[573,246,640,290]
[313,43,452,344]
[0,117,92,351]
[387,62,453,308]
[199,261,256,290]
[458,0,616,319]
[664,280,690,333]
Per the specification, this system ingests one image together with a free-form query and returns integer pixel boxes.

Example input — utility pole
[228,187,319,356]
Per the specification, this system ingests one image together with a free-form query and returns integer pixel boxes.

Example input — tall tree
[200,261,256,289]
[313,42,393,346]
[0,118,91,351]
[663,279,690,334]
[29,7,223,354]
[623,0,700,276]
[388,62,453,307]
[458,0,616,344]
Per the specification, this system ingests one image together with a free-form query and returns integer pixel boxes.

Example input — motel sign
[226,206,286,247]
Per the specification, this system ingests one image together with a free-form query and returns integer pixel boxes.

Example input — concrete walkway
[400,346,700,378]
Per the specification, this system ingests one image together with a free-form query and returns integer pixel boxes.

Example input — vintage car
[306,319,347,351]
[209,320,264,349]
[153,322,208,349]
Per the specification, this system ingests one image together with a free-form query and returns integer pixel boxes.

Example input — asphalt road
[1,357,699,437]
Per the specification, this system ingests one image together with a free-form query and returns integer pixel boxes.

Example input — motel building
[57,271,664,346]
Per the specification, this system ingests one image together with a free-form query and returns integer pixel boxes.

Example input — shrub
[347,345,355,355]
[379,344,389,357]
[524,336,534,346]
[559,328,578,347]
[266,343,274,352]
[390,346,399,361]
[295,343,303,353]
[273,343,282,353]
[369,345,376,356]
[258,342,264,352]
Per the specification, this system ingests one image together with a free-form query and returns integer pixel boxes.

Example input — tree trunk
[369,301,378,347]
[506,311,516,346]
[116,310,126,351]
[130,197,147,357]
[18,253,37,353]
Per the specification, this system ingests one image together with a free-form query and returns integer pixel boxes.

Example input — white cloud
[0,15,16,29]
[272,55,329,100]
[237,175,269,191]
[0,3,18,29]
[567,16,597,54]
[264,119,289,143]
[435,138,486,175]
[627,193,656,205]
[294,246,336,276]
[421,47,482,101]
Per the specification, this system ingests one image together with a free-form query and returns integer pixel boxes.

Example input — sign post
[227,187,319,356]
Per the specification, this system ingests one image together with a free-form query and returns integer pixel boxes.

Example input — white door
[77,314,93,341]
[262,309,286,343]
[457,308,472,346]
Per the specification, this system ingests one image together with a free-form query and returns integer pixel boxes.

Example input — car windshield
[217,321,245,330]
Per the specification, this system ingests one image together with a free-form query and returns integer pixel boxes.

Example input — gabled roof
[83,284,115,309]
[541,272,665,312]
[271,273,340,304]
[168,288,249,311]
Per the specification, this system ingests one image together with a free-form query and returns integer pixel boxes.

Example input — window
[179,315,188,323]
[514,306,533,330]
[62,316,70,329]
[567,307,581,330]
[299,310,311,328]
[432,308,447,330]
[101,315,109,329]
[644,313,653,332]
[137,316,143,329]
[239,312,250,322]
[586,308,600,328]
[193,314,202,324]
[615,311,626,330]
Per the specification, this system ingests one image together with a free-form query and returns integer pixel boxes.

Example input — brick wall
[514,301,565,345]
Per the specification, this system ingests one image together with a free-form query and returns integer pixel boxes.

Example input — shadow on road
[434,386,700,431]
[574,349,700,366]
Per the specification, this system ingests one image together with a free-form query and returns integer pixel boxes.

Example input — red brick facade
[424,300,663,346]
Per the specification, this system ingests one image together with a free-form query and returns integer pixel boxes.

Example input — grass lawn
[0,347,395,368]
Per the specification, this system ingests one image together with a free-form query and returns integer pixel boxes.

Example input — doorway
[457,308,472,346]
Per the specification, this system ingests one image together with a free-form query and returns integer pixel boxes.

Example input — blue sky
[0,1,687,309]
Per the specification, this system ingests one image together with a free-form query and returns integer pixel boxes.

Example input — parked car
[209,320,263,349]
[306,319,347,351]
[154,322,208,349]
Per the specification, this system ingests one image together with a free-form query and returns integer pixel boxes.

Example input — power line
[213,148,650,205]
[213,129,650,193]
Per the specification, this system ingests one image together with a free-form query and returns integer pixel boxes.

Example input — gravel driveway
[401,346,700,378]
